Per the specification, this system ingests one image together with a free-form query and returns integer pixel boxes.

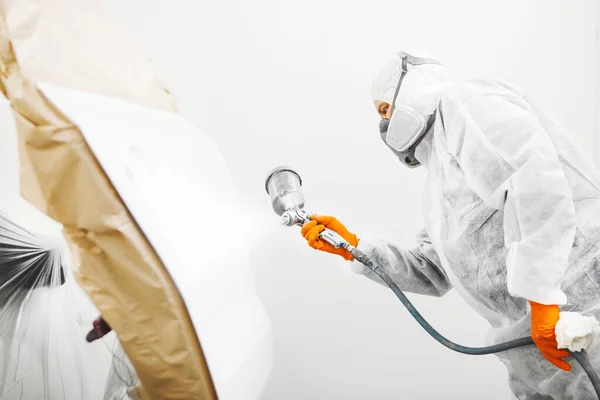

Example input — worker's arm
[442,94,576,306]
[302,217,452,297]
[350,229,453,297]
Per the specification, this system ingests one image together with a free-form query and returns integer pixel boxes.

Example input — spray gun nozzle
[280,213,293,226]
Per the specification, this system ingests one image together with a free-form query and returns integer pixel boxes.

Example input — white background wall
[0,0,598,399]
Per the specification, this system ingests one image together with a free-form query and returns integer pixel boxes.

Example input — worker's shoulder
[437,78,527,110]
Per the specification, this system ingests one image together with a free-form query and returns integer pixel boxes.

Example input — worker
[301,50,600,399]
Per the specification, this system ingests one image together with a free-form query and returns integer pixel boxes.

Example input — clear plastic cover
[103,341,139,400]
[0,209,113,399]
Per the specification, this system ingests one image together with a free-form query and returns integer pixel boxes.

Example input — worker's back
[426,78,600,323]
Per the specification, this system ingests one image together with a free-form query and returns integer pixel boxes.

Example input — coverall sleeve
[443,95,576,305]
[351,229,453,297]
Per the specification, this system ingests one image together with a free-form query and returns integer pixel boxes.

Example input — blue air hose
[349,246,600,398]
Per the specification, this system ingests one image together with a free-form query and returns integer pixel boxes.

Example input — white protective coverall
[359,54,600,399]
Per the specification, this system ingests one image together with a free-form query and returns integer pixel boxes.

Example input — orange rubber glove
[301,215,359,261]
[529,301,571,371]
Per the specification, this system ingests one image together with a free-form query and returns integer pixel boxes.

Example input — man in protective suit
[301,50,600,399]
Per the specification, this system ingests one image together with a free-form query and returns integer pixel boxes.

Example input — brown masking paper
[0,0,217,398]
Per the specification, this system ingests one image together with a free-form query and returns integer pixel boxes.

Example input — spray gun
[264,165,600,397]
[265,166,356,253]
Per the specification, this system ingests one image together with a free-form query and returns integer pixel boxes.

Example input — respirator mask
[379,52,441,168]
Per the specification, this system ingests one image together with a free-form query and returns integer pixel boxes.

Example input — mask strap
[399,52,442,68]
[389,71,406,114]
[389,52,442,114]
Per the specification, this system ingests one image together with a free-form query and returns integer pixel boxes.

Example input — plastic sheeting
[103,341,140,400]
[0,0,273,398]
[0,206,112,400]
[0,0,217,398]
